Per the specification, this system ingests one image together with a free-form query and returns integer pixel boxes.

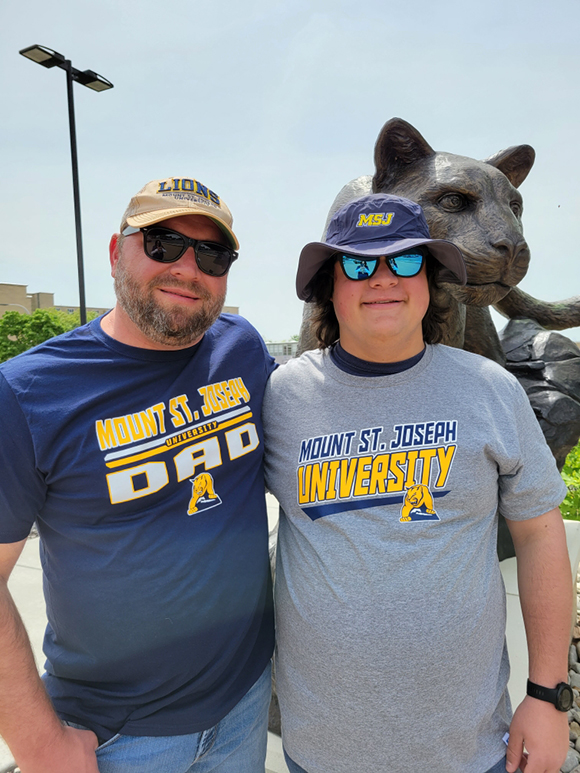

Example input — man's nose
[167,246,203,278]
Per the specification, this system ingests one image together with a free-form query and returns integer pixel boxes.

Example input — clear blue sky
[1,0,579,341]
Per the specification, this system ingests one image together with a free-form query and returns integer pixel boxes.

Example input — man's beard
[114,260,226,348]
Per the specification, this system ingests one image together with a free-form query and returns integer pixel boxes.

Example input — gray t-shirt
[263,344,566,773]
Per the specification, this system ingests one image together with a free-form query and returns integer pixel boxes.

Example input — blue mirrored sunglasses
[338,249,426,281]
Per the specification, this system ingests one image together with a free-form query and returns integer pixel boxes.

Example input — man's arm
[505,507,573,773]
[0,540,99,773]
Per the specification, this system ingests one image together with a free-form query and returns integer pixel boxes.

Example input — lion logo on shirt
[400,483,440,522]
[187,472,222,515]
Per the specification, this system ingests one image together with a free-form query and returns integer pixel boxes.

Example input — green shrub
[562,441,580,521]
[0,309,97,363]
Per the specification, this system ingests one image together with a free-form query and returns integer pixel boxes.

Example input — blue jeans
[283,749,510,773]
[65,662,271,772]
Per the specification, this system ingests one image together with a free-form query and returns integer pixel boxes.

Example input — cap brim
[125,209,239,250]
[296,237,467,300]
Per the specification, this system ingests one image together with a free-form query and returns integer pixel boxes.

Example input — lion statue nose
[491,238,530,286]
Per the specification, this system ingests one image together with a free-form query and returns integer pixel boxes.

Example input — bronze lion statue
[299,118,580,473]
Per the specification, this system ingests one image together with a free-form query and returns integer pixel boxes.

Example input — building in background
[0,283,238,318]
[266,340,299,364]
[0,283,109,318]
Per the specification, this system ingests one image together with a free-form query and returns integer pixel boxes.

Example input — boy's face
[331,255,430,362]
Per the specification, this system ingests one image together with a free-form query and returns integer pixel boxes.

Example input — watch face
[557,684,574,712]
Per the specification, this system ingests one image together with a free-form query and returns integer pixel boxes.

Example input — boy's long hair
[306,255,450,349]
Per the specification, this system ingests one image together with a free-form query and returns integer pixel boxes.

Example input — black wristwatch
[526,679,574,711]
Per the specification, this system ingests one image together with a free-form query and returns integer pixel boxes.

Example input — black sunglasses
[337,248,427,281]
[122,225,238,277]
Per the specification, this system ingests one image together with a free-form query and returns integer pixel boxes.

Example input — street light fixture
[19,44,113,325]
[0,303,31,315]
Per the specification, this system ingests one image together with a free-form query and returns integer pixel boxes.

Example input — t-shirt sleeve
[232,314,277,379]
[497,377,567,521]
[258,334,277,379]
[0,373,47,542]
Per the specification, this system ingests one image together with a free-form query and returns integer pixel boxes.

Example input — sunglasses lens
[144,228,185,262]
[141,227,237,274]
[195,242,236,276]
[388,253,424,277]
[341,256,379,280]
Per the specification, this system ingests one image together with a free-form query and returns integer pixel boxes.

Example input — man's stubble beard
[114,258,226,348]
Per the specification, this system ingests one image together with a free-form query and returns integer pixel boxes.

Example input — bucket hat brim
[296,236,467,301]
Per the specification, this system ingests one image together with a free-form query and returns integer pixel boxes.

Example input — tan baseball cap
[120,177,239,249]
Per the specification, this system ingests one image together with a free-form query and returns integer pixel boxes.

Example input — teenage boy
[263,193,572,773]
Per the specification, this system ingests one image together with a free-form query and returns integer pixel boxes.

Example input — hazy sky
[1,0,579,341]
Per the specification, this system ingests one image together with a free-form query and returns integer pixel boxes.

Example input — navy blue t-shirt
[0,314,276,739]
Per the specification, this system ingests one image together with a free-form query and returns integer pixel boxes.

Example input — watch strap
[527,680,558,703]
[526,679,573,711]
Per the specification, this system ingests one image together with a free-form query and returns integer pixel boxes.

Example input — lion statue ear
[482,145,536,188]
[373,118,435,192]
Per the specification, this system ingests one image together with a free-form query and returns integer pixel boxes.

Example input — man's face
[109,215,228,349]
[331,255,430,362]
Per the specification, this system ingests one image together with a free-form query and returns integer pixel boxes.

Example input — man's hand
[506,695,569,773]
[18,723,99,773]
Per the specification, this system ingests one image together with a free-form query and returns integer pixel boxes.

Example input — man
[0,177,276,772]
[263,193,572,773]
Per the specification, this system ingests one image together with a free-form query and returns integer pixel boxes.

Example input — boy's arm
[505,508,572,773]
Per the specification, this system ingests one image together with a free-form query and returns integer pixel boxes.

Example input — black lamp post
[19,45,114,325]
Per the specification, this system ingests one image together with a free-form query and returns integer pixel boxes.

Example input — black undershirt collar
[330,341,426,377]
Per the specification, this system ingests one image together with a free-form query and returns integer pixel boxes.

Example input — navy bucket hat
[296,193,467,301]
